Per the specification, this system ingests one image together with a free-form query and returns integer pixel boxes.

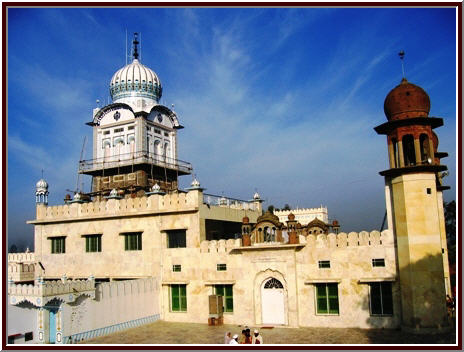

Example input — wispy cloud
[7,7,457,247]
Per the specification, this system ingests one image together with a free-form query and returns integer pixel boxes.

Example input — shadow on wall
[360,253,457,345]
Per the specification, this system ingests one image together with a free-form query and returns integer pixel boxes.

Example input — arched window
[129,138,135,156]
[114,138,124,158]
[264,278,284,289]
[164,142,169,160]
[392,138,399,168]
[420,134,430,164]
[103,141,111,161]
[154,140,161,157]
[402,134,416,166]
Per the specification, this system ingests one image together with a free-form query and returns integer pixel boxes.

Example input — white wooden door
[261,278,285,325]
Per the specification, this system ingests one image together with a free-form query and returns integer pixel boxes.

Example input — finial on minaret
[133,32,139,60]
[398,50,405,79]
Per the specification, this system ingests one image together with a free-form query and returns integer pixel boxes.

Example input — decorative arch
[402,134,416,166]
[253,269,288,326]
[419,133,430,163]
[113,137,125,146]
[148,105,183,129]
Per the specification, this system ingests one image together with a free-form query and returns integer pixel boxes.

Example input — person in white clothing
[224,331,232,344]
[253,329,263,344]
[229,334,239,344]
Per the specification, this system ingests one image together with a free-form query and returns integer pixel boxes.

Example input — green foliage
[283,204,291,210]
[444,201,456,265]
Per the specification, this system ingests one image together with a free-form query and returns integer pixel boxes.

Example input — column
[428,137,435,162]
[414,137,421,164]
[388,142,395,168]
[398,141,405,167]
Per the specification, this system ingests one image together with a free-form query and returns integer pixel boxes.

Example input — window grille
[264,278,283,289]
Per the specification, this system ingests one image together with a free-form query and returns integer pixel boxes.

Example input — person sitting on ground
[244,328,253,344]
[253,329,263,344]
[238,329,247,344]
[224,331,232,344]
[229,334,239,344]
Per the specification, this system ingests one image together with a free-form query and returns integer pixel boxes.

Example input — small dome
[332,220,339,226]
[110,59,162,103]
[152,183,161,192]
[242,216,250,224]
[253,192,261,200]
[384,78,430,121]
[36,178,48,191]
[109,189,118,197]
[73,192,81,200]
[191,178,201,188]
[288,213,295,221]
[296,223,302,229]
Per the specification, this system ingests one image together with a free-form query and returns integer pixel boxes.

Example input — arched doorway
[261,278,285,325]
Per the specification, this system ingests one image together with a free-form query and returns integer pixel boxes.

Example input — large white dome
[109,59,162,103]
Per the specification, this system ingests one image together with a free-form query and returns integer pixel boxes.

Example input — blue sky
[7,7,457,250]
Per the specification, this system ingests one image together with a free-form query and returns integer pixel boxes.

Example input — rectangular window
[217,263,227,271]
[154,129,161,134]
[172,265,181,272]
[25,332,33,341]
[318,260,331,269]
[84,234,102,252]
[114,128,124,133]
[164,132,169,137]
[128,126,134,130]
[215,284,234,312]
[103,130,110,135]
[170,284,187,312]
[50,237,65,254]
[123,232,142,251]
[369,282,393,315]
[167,230,187,248]
[372,258,385,267]
[316,283,339,314]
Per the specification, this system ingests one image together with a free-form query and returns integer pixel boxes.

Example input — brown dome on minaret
[384,78,430,121]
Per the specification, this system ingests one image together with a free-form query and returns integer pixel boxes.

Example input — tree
[9,244,18,253]
[444,200,456,265]
[267,205,275,213]
[283,204,291,211]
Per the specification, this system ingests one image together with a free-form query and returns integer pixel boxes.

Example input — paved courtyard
[81,321,456,345]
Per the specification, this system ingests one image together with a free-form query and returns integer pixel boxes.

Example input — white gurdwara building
[7,35,452,344]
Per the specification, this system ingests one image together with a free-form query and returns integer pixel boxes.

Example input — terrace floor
[80,320,456,345]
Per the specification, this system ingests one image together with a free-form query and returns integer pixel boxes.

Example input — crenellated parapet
[199,230,393,253]
[8,278,96,307]
[306,230,393,249]
[8,252,35,263]
[275,207,328,215]
[8,262,36,282]
[32,190,202,223]
[200,239,241,253]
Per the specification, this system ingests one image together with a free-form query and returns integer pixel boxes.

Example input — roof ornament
[132,32,139,61]
[146,182,166,196]
[186,174,205,191]
[398,50,406,80]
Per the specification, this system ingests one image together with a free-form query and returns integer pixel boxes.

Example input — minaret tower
[79,33,192,199]
[35,177,49,205]
[374,67,451,331]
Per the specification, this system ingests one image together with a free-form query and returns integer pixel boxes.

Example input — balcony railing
[203,193,258,211]
[79,151,193,174]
